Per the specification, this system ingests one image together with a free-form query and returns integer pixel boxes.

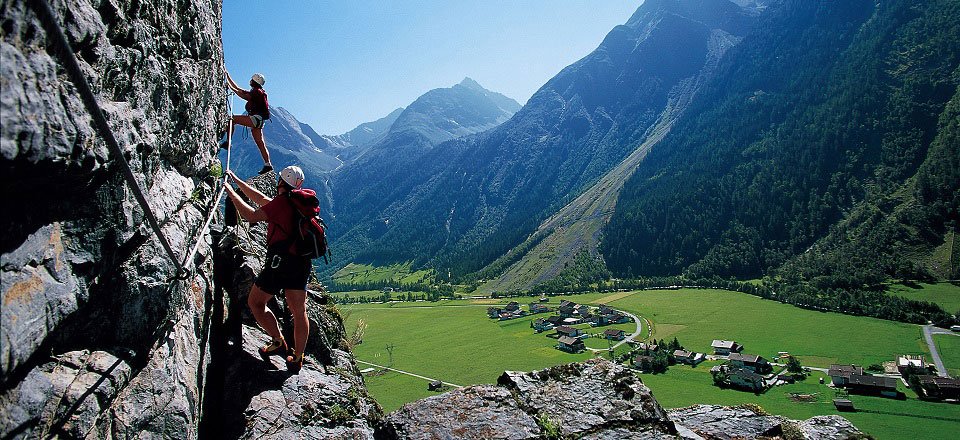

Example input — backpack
[247,87,271,120]
[285,188,331,263]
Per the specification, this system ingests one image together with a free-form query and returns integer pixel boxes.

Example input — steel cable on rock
[28,0,236,370]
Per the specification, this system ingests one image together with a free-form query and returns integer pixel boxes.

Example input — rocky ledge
[380,359,865,440]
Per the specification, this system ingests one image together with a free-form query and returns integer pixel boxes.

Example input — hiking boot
[286,351,303,373]
[259,338,287,359]
[258,164,274,175]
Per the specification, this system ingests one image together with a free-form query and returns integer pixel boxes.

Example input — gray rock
[383,359,677,440]
[236,326,380,440]
[499,358,677,437]
[798,415,865,440]
[383,386,540,440]
[668,405,864,440]
[0,350,132,439]
[669,405,786,439]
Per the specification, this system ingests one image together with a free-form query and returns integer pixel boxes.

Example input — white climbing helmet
[251,73,266,87]
[280,165,304,189]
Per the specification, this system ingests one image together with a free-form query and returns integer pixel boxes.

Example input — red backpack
[285,188,330,263]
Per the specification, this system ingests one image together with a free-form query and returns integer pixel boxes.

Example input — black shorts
[254,253,311,295]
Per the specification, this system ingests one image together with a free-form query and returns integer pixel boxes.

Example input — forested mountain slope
[331,0,759,277]
[602,0,959,291]
[327,79,520,262]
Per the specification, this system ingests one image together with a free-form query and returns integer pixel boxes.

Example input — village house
[558,303,576,318]
[575,304,592,317]
[673,350,705,365]
[556,325,583,338]
[913,375,960,401]
[532,318,553,333]
[727,353,770,374]
[604,329,626,341]
[846,374,900,398]
[827,364,864,386]
[557,335,585,353]
[711,340,743,355]
[612,313,631,324]
[545,315,564,327]
[487,307,502,319]
[592,314,610,327]
[897,355,928,375]
[726,367,766,392]
[529,303,550,314]
[633,355,656,371]
[635,342,659,352]
[505,301,520,312]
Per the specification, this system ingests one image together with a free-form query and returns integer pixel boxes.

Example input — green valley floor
[340,288,960,439]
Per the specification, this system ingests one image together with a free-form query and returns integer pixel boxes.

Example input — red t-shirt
[261,196,295,250]
[245,88,269,117]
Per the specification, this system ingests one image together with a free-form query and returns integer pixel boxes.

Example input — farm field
[604,289,928,368]
[888,282,960,314]
[933,334,960,377]
[341,289,953,438]
[642,366,960,440]
[332,262,434,285]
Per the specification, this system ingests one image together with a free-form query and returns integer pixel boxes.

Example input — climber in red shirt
[224,70,274,175]
[224,166,311,372]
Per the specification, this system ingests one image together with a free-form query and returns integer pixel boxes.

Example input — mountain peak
[458,77,484,90]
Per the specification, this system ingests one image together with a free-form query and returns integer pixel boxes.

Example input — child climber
[225,71,274,174]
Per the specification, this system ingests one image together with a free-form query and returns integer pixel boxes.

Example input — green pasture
[933,334,960,377]
[642,367,959,440]
[341,289,954,438]
[605,289,927,368]
[332,262,434,285]
[887,282,960,314]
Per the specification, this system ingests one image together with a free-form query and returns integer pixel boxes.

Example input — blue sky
[223,1,641,134]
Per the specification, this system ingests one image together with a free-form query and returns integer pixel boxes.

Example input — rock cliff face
[1,2,863,439]
[2,0,226,437]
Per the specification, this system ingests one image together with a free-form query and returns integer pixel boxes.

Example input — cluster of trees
[331,290,461,305]
[618,337,685,374]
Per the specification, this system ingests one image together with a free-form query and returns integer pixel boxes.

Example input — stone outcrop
[382,361,866,440]
[381,359,678,439]
[2,0,225,437]
[668,404,865,440]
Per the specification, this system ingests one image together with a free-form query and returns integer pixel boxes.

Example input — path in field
[586,310,646,352]
[923,325,959,377]
[355,359,463,388]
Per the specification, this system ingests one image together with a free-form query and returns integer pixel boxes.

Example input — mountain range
[239,0,957,321]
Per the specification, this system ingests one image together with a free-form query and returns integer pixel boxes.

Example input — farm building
[532,318,553,333]
[897,355,927,375]
[556,325,583,338]
[711,340,743,355]
[827,364,864,386]
[557,336,585,353]
[846,374,901,398]
[914,376,960,401]
[727,353,770,373]
[505,301,520,312]
[673,350,704,365]
[635,342,659,352]
[633,355,656,371]
[604,329,626,341]
[529,303,550,314]
[833,399,855,412]
[726,368,766,392]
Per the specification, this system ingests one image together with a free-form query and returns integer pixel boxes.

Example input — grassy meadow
[340,289,957,439]
[887,282,960,314]
[933,334,960,377]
